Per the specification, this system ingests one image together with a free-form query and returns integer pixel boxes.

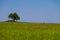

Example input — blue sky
[0,0,60,22]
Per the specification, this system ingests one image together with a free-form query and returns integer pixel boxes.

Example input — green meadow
[0,22,60,40]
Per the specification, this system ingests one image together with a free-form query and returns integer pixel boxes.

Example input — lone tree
[8,12,20,22]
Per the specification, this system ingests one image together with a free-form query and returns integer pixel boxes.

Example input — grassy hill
[0,22,60,40]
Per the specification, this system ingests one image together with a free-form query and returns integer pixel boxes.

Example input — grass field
[0,22,60,40]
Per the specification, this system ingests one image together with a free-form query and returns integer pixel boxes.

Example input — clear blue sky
[0,0,60,22]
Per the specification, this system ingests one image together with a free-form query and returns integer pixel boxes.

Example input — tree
[8,12,20,22]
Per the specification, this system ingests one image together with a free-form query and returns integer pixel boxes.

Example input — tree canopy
[8,12,20,22]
